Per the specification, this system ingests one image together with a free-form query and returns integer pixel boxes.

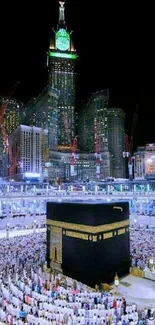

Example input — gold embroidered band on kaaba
[47,219,129,233]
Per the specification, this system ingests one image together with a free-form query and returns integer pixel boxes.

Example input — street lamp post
[6,223,10,239]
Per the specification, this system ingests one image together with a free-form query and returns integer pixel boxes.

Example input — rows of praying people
[0,228,154,324]
[130,229,155,269]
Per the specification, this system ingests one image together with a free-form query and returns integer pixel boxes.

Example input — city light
[49,51,77,60]
[24,173,40,178]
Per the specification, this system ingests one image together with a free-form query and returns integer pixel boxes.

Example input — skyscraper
[48,0,77,147]
[0,97,24,137]
[3,125,48,181]
[0,97,24,177]
[79,90,112,179]
[25,86,60,151]
[80,90,109,153]
[107,108,125,178]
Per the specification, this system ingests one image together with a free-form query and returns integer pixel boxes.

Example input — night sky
[0,1,154,149]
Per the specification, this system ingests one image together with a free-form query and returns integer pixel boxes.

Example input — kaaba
[46,201,130,287]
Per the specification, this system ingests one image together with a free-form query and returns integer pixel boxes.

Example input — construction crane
[0,82,19,179]
[123,104,139,180]
[94,118,101,178]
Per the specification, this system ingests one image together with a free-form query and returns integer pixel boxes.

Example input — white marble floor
[112,275,155,308]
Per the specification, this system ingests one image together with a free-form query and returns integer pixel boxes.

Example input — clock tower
[48,0,77,147]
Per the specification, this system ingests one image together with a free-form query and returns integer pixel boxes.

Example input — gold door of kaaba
[50,226,62,272]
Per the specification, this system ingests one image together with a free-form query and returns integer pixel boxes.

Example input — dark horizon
[0,0,154,148]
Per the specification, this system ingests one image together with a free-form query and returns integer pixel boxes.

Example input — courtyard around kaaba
[46,199,155,307]
[0,227,154,309]
[0,208,155,324]
[1,226,155,309]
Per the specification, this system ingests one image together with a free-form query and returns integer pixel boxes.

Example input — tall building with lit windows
[47,0,77,148]
[25,86,60,151]
[0,98,24,177]
[0,97,24,136]
[3,125,48,181]
[107,108,125,178]
[79,90,112,179]
[79,90,109,153]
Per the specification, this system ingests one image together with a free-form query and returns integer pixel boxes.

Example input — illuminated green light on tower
[49,52,77,60]
[56,28,70,51]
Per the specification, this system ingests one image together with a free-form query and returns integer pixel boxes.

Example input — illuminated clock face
[56,28,70,51]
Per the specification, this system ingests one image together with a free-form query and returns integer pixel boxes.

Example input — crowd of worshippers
[0,232,154,324]
[0,215,45,230]
[130,229,155,269]
[0,233,46,274]
[0,265,154,325]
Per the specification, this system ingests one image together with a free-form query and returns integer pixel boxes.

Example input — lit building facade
[80,90,109,153]
[0,98,24,178]
[48,0,77,147]
[134,144,155,179]
[47,151,111,182]
[78,152,111,181]
[107,108,125,178]
[25,86,60,152]
[78,90,111,179]
[0,97,24,136]
[24,100,37,127]
[3,125,48,181]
